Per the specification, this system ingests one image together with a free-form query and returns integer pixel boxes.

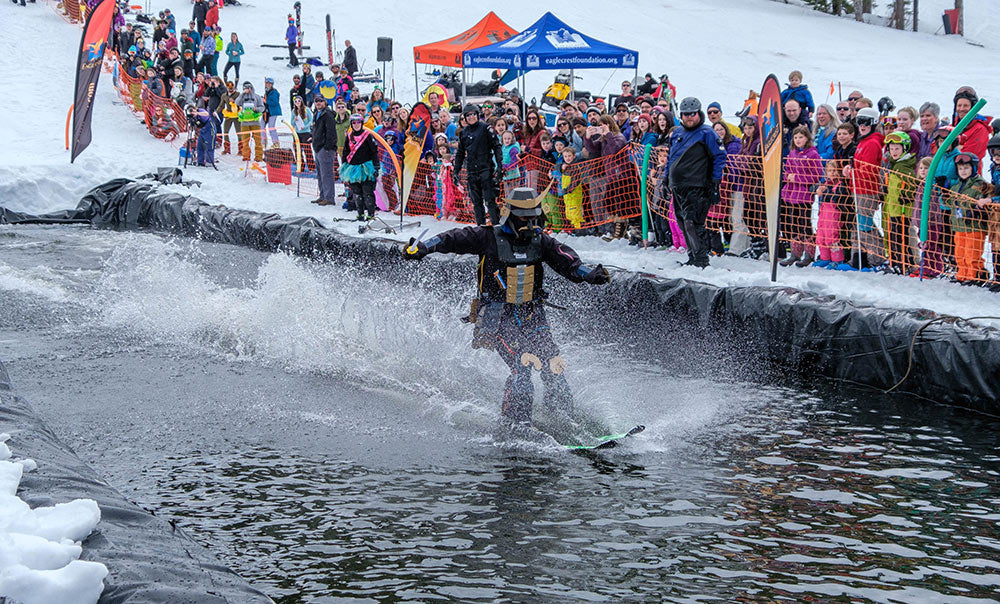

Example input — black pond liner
[2,168,998,415]
[0,361,273,604]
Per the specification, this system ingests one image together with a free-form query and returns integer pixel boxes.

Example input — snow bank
[0,433,108,604]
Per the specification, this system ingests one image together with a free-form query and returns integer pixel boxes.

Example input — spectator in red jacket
[844,107,885,268]
[520,107,547,157]
[205,2,219,31]
[953,86,992,171]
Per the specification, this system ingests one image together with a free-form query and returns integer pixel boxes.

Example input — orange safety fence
[641,148,1000,284]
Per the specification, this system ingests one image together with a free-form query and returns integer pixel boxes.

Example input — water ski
[523,409,645,451]
[562,424,645,451]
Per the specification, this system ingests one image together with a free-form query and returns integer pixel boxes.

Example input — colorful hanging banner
[757,74,783,282]
[71,0,115,163]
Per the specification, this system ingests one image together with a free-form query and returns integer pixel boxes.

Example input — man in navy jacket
[665,97,727,267]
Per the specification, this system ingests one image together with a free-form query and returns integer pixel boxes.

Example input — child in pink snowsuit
[814,160,849,267]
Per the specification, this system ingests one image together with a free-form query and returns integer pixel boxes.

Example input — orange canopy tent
[412,12,517,105]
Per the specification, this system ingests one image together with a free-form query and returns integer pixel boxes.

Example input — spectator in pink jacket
[780,125,823,267]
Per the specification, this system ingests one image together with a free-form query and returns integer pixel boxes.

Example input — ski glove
[402,238,429,261]
[711,179,721,206]
[452,173,461,189]
[584,264,611,285]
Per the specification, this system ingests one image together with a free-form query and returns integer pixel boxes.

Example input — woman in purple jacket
[780,125,824,267]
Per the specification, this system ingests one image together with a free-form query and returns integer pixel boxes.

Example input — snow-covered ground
[1,0,998,326]
[0,433,108,604]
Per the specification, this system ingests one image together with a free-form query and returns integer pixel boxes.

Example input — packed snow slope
[1,0,999,323]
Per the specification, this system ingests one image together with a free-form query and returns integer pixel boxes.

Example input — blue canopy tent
[462,12,639,113]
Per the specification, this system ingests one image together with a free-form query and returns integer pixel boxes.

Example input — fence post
[640,143,652,243]
[65,104,74,151]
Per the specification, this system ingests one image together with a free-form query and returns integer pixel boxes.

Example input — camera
[877,96,895,115]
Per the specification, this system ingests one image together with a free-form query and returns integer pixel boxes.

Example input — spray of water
[82,234,766,449]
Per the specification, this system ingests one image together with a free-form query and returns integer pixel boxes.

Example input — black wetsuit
[421,224,605,422]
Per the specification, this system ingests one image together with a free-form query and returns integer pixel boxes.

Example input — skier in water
[402,187,610,425]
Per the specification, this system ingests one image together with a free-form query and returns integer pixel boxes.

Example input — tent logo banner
[501,29,537,48]
[623,53,636,67]
[545,29,588,49]
[526,55,539,69]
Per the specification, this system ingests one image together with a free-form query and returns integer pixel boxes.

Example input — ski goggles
[954,153,977,166]
[349,114,364,123]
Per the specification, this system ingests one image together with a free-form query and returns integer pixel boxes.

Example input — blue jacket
[639,131,658,146]
[780,84,815,116]
[666,116,726,188]
[265,88,282,116]
[366,99,389,114]
[225,41,244,63]
[815,125,836,160]
[286,25,298,45]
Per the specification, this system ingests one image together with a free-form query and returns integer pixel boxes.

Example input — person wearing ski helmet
[402,186,610,425]
[454,104,504,226]
[952,86,992,170]
[340,113,380,220]
[843,106,884,268]
[883,131,918,272]
[948,151,991,283]
[664,96,727,268]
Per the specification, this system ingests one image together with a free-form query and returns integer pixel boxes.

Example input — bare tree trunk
[913,0,919,32]
[955,0,964,36]
[894,0,905,29]
[855,0,864,21]
[833,0,842,16]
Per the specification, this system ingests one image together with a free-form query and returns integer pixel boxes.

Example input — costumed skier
[402,187,611,425]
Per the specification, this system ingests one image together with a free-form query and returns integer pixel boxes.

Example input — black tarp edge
[0,361,274,604]
[1,168,997,414]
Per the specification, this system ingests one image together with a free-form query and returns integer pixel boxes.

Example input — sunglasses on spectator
[836,106,849,111]
[681,112,698,117]
[707,110,720,115]
[616,107,627,113]
[848,96,861,101]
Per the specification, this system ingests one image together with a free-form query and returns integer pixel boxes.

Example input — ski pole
[406,228,429,254]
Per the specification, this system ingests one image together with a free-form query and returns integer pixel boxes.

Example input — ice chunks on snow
[0,437,107,604]
[0,461,22,496]
[0,560,108,604]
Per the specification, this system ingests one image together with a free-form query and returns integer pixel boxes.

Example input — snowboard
[293,1,303,56]
[401,103,432,215]
[325,14,334,67]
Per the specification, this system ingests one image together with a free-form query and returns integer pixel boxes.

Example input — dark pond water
[1,225,998,602]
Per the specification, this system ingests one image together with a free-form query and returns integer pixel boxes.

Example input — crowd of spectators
[94,1,1000,290]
